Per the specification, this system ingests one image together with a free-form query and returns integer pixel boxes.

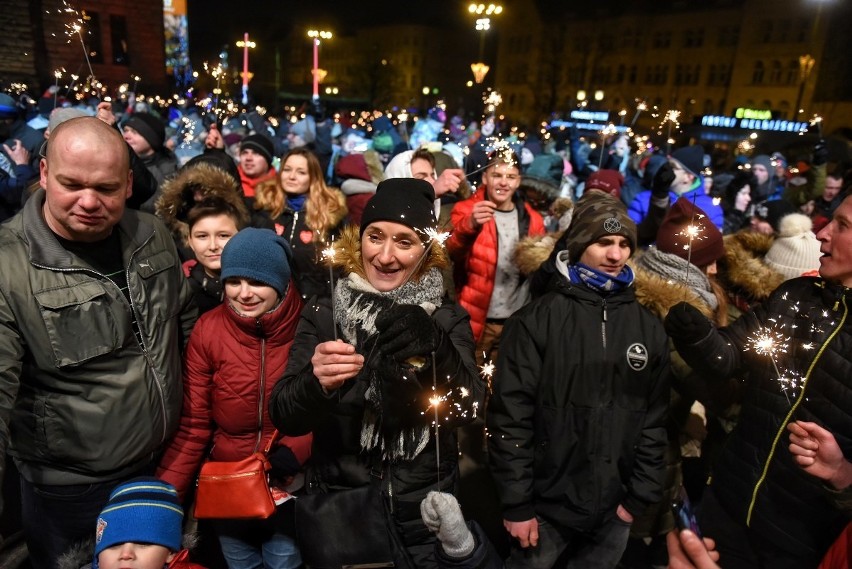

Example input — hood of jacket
[631,261,715,321]
[718,230,783,303]
[156,162,250,244]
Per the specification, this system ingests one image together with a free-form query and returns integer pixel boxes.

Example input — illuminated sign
[700,115,809,132]
[735,108,773,120]
[570,110,610,122]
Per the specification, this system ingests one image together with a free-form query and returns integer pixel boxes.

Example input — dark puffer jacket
[487,272,671,530]
[671,277,852,559]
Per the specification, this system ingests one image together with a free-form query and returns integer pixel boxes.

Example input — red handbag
[194,430,278,520]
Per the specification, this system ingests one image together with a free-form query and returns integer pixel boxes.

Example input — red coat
[157,282,311,496]
[447,186,545,341]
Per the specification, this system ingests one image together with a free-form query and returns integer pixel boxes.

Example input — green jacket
[0,189,197,489]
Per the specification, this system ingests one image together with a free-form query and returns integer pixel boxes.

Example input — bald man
[0,117,197,568]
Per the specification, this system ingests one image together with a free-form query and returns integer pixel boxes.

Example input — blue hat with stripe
[93,477,183,568]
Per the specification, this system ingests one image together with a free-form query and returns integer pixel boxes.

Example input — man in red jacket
[447,151,545,363]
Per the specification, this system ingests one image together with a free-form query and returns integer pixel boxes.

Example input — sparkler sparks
[322,239,339,340]
[746,326,800,405]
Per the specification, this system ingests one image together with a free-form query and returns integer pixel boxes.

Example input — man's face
[669,159,694,193]
[752,164,769,185]
[579,235,631,277]
[823,177,843,202]
[484,162,521,211]
[816,196,852,287]
[122,126,154,157]
[41,126,132,242]
[239,148,270,178]
[410,158,436,184]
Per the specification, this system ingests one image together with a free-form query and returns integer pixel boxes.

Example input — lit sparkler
[321,238,339,340]
[809,114,823,138]
[746,326,796,405]
[63,2,96,88]
[630,100,648,128]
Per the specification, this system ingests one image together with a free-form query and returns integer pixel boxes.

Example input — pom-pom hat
[360,178,436,236]
[764,213,822,280]
[220,228,293,297]
[92,478,183,568]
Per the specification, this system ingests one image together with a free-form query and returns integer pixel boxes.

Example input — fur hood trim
[156,162,250,244]
[631,263,715,321]
[362,150,386,184]
[331,224,449,282]
[514,232,560,277]
[718,230,783,301]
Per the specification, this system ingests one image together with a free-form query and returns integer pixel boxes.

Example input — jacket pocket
[135,250,181,322]
[34,280,120,367]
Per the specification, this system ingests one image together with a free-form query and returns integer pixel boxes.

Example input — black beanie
[564,191,637,263]
[124,113,165,151]
[240,134,275,166]
[360,178,436,235]
[670,145,704,178]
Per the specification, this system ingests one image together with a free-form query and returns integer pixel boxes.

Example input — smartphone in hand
[672,485,702,538]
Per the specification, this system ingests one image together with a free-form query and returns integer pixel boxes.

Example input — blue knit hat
[92,477,183,568]
[220,228,292,297]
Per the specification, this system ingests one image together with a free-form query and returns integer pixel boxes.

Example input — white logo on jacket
[626,343,648,371]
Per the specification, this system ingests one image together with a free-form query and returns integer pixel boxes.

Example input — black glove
[652,162,676,200]
[664,302,712,345]
[375,305,441,363]
[812,139,828,167]
[310,98,326,122]
[267,445,301,479]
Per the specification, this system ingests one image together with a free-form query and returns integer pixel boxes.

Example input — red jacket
[157,282,311,496]
[447,186,545,340]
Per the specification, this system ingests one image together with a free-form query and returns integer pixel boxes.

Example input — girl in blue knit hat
[157,228,311,569]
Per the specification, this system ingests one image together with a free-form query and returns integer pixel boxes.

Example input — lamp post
[468,3,502,84]
[307,29,332,101]
[235,33,256,106]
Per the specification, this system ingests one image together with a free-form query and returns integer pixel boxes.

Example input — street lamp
[307,29,332,101]
[468,3,502,84]
[235,33,256,106]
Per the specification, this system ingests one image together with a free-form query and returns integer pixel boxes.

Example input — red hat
[656,197,724,268]
[585,170,624,199]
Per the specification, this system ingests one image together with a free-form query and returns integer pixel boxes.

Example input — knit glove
[420,491,476,558]
[375,305,441,364]
[813,139,829,167]
[664,302,712,345]
[652,162,676,200]
[267,445,301,479]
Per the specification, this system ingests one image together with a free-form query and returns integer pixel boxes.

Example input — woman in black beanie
[269,178,486,569]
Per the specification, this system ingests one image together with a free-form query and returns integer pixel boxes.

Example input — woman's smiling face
[360,221,425,292]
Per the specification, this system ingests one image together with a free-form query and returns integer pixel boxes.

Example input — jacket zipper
[745,293,848,525]
[30,232,171,444]
[600,298,608,350]
[255,333,267,453]
[288,211,299,244]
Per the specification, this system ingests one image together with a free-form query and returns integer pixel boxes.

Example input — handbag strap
[261,429,279,455]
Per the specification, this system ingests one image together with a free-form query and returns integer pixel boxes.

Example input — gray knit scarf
[635,247,718,311]
[334,268,444,460]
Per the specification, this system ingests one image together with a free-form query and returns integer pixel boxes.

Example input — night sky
[187,0,464,63]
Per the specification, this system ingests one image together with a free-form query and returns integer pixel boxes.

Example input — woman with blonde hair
[255,147,347,300]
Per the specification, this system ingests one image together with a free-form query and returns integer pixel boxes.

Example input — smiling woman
[268,178,486,568]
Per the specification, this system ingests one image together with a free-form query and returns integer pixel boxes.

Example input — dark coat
[487,273,671,531]
[670,277,852,560]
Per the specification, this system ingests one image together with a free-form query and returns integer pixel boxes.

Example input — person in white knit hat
[764,213,822,280]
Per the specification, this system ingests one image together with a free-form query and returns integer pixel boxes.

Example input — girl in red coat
[157,228,311,569]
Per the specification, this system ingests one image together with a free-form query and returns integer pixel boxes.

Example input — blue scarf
[286,193,307,212]
[568,262,634,294]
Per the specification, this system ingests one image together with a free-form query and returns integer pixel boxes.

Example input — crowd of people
[0,85,850,569]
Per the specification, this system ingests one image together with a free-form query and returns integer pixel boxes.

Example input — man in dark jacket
[0,116,197,569]
[663,190,852,568]
[488,191,671,568]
